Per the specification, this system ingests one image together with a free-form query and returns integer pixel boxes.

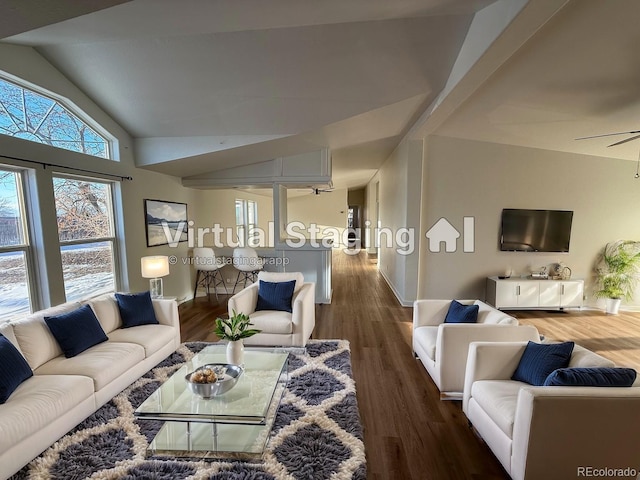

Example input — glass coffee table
[134,344,289,457]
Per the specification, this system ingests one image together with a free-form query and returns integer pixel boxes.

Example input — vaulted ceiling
[1,0,494,188]
[3,0,639,189]
[435,0,640,163]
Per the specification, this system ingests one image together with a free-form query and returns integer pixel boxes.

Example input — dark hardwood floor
[178,251,640,479]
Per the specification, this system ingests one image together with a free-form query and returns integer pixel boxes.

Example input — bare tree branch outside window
[54,176,116,301]
[0,77,109,158]
[53,177,111,241]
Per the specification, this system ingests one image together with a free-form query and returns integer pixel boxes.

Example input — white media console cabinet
[486,276,584,310]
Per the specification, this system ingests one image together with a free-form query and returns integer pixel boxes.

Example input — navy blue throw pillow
[512,341,575,386]
[544,367,637,387]
[0,333,33,404]
[256,280,296,313]
[444,300,479,324]
[115,291,159,328]
[44,305,108,358]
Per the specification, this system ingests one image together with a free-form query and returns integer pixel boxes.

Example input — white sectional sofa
[0,294,181,480]
[463,341,640,480]
[413,299,540,399]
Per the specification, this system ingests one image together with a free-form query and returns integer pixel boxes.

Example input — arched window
[0,76,110,159]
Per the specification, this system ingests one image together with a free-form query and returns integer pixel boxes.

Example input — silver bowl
[185,363,243,399]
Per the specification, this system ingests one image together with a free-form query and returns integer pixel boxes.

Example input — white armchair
[227,271,315,347]
[463,341,640,480]
[412,299,540,399]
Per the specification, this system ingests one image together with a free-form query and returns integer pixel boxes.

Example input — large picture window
[0,76,109,159]
[53,176,117,301]
[0,168,32,319]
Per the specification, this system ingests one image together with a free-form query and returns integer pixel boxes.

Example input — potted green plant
[594,240,640,314]
[214,310,261,364]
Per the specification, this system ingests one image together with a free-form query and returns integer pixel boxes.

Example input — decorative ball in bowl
[185,363,243,399]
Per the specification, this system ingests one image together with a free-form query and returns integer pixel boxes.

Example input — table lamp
[141,255,170,298]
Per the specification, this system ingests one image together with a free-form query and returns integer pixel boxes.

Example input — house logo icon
[426,217,475,253]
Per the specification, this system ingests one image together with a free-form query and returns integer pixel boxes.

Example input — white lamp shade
[141,255,170,278]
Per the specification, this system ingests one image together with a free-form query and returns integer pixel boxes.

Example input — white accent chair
[227,271,315,347]
[412,299,540,399]
[463,341,640,480]
[232,247,263,293]
[192,247,227,302]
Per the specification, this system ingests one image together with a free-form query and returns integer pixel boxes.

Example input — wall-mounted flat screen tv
[500,209,573,252]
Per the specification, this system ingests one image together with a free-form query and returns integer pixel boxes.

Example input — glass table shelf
[134,344,289,456]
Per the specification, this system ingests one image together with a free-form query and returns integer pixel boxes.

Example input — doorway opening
[347,205,360,248]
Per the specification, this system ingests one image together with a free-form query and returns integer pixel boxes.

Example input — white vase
[226,339,244,365]
[605,298,621,315]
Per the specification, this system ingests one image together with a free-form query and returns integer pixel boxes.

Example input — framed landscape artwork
[144,199,188,247]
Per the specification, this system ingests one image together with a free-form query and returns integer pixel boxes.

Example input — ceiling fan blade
[607,134,640,147]
[310,187,334,194]
[575,130,640,140]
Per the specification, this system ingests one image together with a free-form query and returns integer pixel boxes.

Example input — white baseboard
[194,287,234,296]
[378,269,412,307]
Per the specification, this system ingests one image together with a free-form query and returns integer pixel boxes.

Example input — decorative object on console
[594,240,640,314]
[530,266,548,279]
[141,255,170,298]
[214,310,261,365]
[551,262,572,280]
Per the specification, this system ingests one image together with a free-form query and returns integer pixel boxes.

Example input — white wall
[0,43,199,305]
[287,188,348,245]
[418,135,640,307]
[193,189,273,248]
[365,139,422,305]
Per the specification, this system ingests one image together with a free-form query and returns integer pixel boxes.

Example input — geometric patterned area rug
[11,340,366,480]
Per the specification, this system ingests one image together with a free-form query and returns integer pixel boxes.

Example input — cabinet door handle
[517,285,520,296]
[561,284,565,295]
